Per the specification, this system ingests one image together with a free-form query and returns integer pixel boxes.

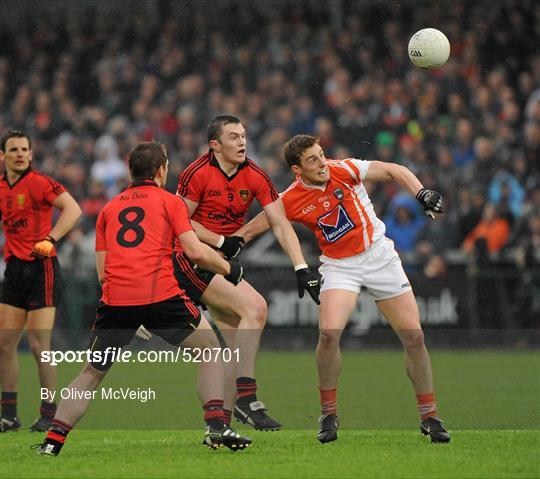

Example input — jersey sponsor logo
[3,218,28,229]
[333,188,344,200]
[208,190,222,197]
[17,194,25,208]
[302,204,316,214]
[239,189,250,202]
[207,207,245,225]
[317,204,355,242]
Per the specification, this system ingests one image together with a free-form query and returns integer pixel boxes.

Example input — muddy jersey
[281,159,386,259]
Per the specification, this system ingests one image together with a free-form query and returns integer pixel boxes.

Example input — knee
[28,333,52,358]
[0,340,16,356]
[0,332,21,356]
[0,342,12,358]
[401,329,426,351]
[246,295,267,327]
[28,339,48,358]
[318,329,342,350]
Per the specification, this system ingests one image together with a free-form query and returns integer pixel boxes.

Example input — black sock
[40,400,57,420]
[236,377,257,406]
[1,392,17,418]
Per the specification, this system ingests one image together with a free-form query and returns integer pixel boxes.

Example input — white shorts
[319,237,413,301]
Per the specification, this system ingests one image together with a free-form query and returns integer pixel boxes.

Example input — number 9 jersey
[95,179,194,306]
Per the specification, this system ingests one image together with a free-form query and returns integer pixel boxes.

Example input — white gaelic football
[408,28,450,69]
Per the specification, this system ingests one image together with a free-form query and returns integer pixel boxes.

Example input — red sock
[416,392,437,420]
[319,388,337,415]
[203,400,225,429]
[236,377,257,405]
[46,419,72,445]
[223,409,232,426]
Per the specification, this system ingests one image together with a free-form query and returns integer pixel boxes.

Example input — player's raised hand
[31,236,56,258]
[218,236,246,260]
[296,267,320,305]
[224,262,244,285]
[416,188,444,218]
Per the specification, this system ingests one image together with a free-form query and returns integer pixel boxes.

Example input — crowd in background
[1,0,539,282]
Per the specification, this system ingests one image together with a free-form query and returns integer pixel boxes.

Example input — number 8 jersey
[281,159,386,259]
[95,179,193,306]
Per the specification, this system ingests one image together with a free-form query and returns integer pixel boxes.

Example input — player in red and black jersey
[0,130,81,433]
[36,142,251,456]
[169,115,320,430]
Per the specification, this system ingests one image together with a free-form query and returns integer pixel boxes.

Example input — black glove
[224,262,243,285]
[296,267,321,305]
[219,236,245,260]
[416,188,444,214]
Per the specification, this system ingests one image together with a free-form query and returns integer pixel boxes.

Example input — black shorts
[172,252,215,306]
[1,256,63,311]
[89,295,201,371]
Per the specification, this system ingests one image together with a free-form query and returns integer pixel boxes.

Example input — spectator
[384,194,426,254]
[488,171,525,221]
[462,203,510,255]
[89,134,129,198]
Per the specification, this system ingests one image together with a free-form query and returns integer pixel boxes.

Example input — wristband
[294,263,308,272]
[46,235,57,244]
[216,235,225,248]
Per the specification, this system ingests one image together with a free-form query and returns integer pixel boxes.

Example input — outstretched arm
[365,161,444,216]
[263,198,306,267]
[263,198,320,304]
[234,211,271,244]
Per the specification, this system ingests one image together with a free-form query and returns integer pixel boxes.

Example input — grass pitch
[1,350,539,478]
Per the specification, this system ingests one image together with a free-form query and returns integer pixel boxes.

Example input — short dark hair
[207,115,241,144]
[282,135,319,167]
[1,130,32,152]
[128,142,167,180]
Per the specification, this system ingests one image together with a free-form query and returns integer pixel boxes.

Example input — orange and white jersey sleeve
[281,158,386,259]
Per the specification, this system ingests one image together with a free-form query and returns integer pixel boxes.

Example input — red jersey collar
[128,179,159,188]
[1,166,33,189]
[209,150,249,179]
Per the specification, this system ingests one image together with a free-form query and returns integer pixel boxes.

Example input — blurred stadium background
[0,0,539,345]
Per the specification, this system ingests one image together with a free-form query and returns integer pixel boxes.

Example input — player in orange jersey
[0,130,81,433]
[235,135,450,444]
